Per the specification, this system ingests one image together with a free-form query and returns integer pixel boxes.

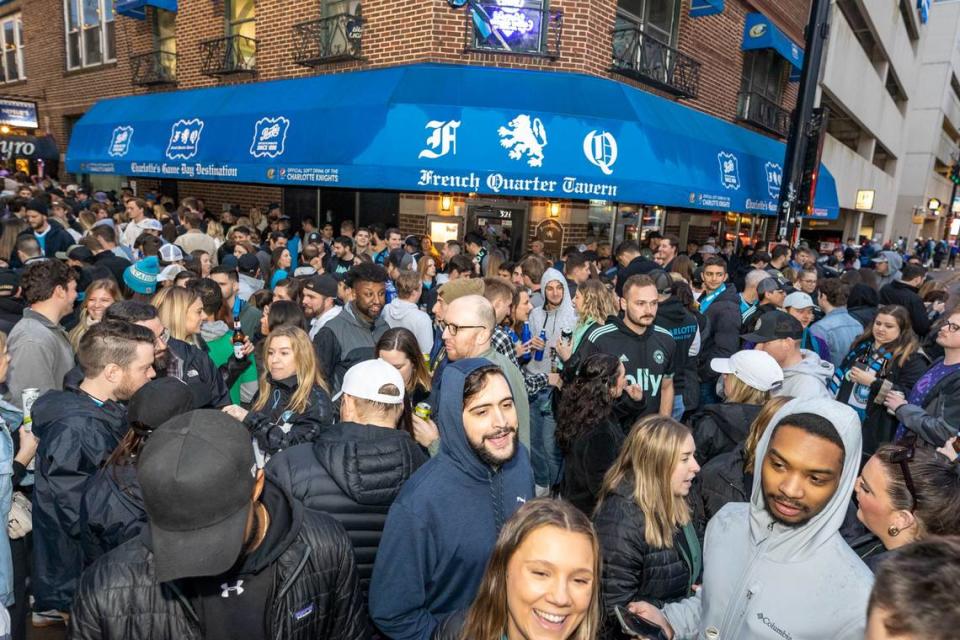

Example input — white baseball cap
[332,359,406,404]
[140,218,164,232]
[710,350,783,392]
[783,291,815,309]
[157,263,185,283]
[159,243,185,263]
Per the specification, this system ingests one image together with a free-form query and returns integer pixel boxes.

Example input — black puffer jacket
[166,338,231,409]
[79,462,145,568]
[245,375,335,456]
[687,402,761,466]
[31,386,127,612]
[0,295,23,334]
[266,421,427,595]
[698,285,741,383]
[69,482,367,640]
[690,443,751,536]
[593,480,698,623]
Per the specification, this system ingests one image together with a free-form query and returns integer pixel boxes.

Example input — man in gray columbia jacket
[636,397,873,639]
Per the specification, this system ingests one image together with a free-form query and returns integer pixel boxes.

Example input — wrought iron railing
[737,90,791,137]
[465,2,562,59]
[131,50,177,85]
[199,34,257,76]
[611,15,700,98]
[293,13,365,65]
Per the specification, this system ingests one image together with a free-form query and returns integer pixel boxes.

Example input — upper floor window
[154,8,176,76]
[616,0,680,46]
[65,0,115,70]
[469,0,561,58]
[737,49,791,136]
[0,15,24,83]
[226,0,256,64]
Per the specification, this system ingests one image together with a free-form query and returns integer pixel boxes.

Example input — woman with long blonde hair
[222,326,333,457]
[153,286,204,345]
[556,280,619,365]
[206,219,225,247]
[592,415,701,624]
[452,498,602,640]
[68,279,121,350]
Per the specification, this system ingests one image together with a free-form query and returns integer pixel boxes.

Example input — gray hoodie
[876,250,902,289]
[775,349,833,400]
[662,397,873,639]
[527,268,576,376]
[383,298,434,356]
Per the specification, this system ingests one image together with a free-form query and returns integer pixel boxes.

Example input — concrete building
[895,0,960,244]
[0,0,846,258]
[814,0,926,247]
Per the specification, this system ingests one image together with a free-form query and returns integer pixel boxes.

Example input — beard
[470,427,518,468]
[116,374,147,402]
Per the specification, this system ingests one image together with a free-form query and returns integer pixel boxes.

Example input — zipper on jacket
[715,536,769,635]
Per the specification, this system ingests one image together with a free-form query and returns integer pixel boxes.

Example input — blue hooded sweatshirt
[369,358,535,640]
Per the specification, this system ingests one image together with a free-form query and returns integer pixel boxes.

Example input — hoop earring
[888,526,900,537]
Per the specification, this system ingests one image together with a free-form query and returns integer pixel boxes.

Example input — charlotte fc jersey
[575,316,676,416]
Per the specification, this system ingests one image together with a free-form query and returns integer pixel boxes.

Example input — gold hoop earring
[888,526,900,537]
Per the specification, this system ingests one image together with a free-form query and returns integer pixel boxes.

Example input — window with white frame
[64,0,115,70]
[0,15,24,83]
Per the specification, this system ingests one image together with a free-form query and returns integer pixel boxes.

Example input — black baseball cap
[128,378,196,432]
[649,268,673,295]
[55,244,94,263]
[0,270,18,297]
[741,310,803,344]
[303,273,338,298]
[757,277,785,297]
[25,198,48,216]
[138,410,255,583]
[237,253,260,275]
[305,231,322,245]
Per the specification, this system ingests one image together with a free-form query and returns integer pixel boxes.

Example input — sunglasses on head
[888,433,919,513]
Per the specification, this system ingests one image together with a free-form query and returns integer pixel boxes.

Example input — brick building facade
[0,0,813,254]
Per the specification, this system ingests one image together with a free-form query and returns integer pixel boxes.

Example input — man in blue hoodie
[369,359,534,640]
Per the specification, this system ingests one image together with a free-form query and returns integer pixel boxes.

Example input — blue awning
[742,13,804,81]
[65,63,838,220]
[116,0,177,20]
[690,0,724,18]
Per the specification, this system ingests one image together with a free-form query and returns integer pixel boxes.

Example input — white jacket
[662,397,873,639]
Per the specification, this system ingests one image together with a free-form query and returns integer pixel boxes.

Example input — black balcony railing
[199,34,257,76]
[737,90,791,137]
[131,50,177,85]
[611,17,700,99]
[465,2,563,59]
[293,13,365,66]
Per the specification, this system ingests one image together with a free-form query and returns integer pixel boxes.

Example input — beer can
[20,388,39,433]
[561,329,573,343]
[414,402,432,420]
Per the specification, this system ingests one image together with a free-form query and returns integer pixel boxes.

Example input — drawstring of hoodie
[490,470,504,532]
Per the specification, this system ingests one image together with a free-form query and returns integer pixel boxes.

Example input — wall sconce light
[549,202,560,217]
[0,126,9,135]
[441,195,452,212]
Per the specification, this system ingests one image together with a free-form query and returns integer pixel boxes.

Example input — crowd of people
[0,177,953,639]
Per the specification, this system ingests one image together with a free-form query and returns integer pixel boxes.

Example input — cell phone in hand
[614,606,669,640]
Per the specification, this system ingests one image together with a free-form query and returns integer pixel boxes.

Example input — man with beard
[634,398,873,639]
[102,301,231,409]
[567,274,675,418]
[314,263,390,394]
[30,320,156,626]
[369,361,534,640]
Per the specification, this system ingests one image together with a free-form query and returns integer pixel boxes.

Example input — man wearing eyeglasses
[635,398,873,640]
[886,307,960,446]
[435,294,530,449]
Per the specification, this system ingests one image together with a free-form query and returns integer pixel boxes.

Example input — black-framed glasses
[888,433,919,513]
[157,328,170,344]
[942,320,960,333]
[440,321,488,337]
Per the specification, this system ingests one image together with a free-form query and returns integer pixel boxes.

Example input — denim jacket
[0,399,23,606]
[810,307,864,369]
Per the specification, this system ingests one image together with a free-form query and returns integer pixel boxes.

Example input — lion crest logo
[498,114,547,167]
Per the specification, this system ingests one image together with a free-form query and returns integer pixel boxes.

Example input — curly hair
[555,353,620,452]
[574,279,618,327]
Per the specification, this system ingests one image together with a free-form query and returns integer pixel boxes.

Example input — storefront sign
[0,134,57,160]
[855,189,875,211]
[535,218,564,257]
[0,99,38,129]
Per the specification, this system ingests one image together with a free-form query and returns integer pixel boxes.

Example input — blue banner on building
[0,99,38,129]
[116,0,178,20]
[66,63,839,220]
[690,0,724,18]
[742,13,804,81]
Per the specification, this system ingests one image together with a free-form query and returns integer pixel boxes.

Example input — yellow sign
[912,214,926,224]
[855,189,875,211]
[928,198,942,211]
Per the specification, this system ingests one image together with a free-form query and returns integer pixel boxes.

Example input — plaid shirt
[491,326,549,396]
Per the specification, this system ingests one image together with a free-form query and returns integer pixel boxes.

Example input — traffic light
[951,164,960,186]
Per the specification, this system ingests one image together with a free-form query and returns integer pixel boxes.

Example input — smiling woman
[452,498,602,640]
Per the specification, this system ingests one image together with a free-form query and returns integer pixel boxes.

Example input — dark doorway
[466,201,528,260]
